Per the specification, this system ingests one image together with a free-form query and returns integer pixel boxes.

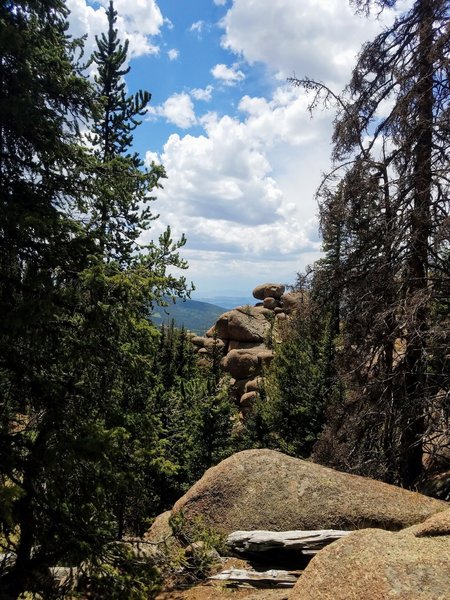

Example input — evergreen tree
[149,326,237,502]
[291,0,450,486]
[88,0,161,264]
[182,377,236,482]
[244,287,334,457]
[0,0,94,595]
[73,0,191,542]
[0,1,190,596]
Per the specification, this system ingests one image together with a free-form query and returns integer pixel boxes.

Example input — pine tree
[246,288,332,458]
[184,377,237,482]
[88,0,159,263]
[74,0,192,541]
[0,1,94,596]
[291,0,450,486]
[148,325,237,501]
[0,1,191,596]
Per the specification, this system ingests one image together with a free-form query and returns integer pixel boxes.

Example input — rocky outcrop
[190,336,225,352]
[172,449,447,536]
[280,291,304,314]
[289,509,450,600]
[140,510,180,559]
[413,505,450,536]
[149,452,448,599]
[223,347,272,381]
[191,283,301,410]
[252,284,285,301]
[206,306,273,343]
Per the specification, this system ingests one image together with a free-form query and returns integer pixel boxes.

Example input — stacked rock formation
[191,283,303,411]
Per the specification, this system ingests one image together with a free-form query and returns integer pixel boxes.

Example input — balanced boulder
[221,347,273,380]
[221,349,260,380]
[206,306,272,343]
[253,283,285,301]
[280,291,303,313]
[172,449,446,535]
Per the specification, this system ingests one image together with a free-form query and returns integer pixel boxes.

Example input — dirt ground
[155,585,290,600]
[155,557,292,600]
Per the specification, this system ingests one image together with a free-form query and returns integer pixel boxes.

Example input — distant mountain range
[151,299,228,335]
[194,296,254,310]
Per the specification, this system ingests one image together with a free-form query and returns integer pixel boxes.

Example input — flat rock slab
[156,587,289,600]
[227,530,350,556]
[210,568,299,588]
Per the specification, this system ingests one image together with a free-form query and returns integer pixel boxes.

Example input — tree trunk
[0,473,36,599]
[401,0,434,488]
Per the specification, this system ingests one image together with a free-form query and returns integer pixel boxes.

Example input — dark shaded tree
[291,0,450,486]
[150,324,237,502]
[0,1,95,595]
[82,1,191,540]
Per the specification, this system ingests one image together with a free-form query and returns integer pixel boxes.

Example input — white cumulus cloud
[164,17,174,30]
[138,0,415,294]
[191,85,214,102]
[190,20,204,35]
[143,84,330,290]
[147,93,197,129]
[67,0,163,59]
[219,0,409,85]
[167,48,179,61]
[211,63,245,86]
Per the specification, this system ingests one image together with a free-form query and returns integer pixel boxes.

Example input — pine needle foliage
[0,1,191,597]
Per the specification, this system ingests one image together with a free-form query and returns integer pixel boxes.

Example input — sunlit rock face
[289,509,450,600]
[171,449,447,536]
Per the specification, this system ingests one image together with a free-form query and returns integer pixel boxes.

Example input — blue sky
[67,0,411,300]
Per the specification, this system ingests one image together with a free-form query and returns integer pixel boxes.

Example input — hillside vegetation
[152,300,227,335]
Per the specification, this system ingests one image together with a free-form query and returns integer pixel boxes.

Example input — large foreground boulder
[140,511,179,559]
[289,509,450,600]
[172,450,446,534]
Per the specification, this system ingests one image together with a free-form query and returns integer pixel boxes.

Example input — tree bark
[401,0,434,487]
